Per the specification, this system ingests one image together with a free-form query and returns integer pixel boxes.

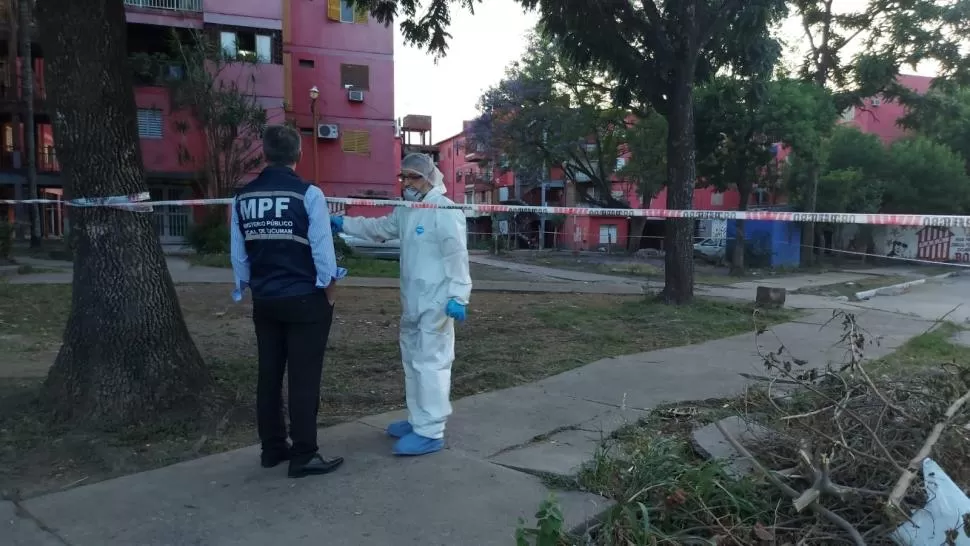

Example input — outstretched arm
[436,209,472,305]
[342,209,401,242]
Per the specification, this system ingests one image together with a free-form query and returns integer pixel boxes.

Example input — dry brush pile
[734,311,970,545]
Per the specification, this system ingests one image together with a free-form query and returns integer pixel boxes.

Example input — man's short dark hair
[263,125,302,165]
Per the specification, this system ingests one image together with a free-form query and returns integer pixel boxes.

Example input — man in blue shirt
[230,124,347,479]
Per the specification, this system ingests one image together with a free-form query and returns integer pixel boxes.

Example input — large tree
[35,0,211,424]
[788,0,970,264]
[131,29,267,216]
[881,136,970,215]
[899,84,970,174]
[786,126,888,258]
[695,77,836,273]
[473,33,667,212]
[350,0,786,304]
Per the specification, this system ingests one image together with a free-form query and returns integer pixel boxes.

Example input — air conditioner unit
[317,124,339,140]
[348,90,365,102]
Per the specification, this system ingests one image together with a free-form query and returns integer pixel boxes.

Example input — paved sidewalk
[7,308,932,545]
[469,255,654,285]
[8,264,647,295]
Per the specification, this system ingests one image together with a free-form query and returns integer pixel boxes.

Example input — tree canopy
[787,126,887,216]
[881,137,970,215]
[694,76,836,272]
[695,77,837,205]
[786,125,970,216]
[899,84,970,174]
[347,0,788,304]
[131,29,267,203]
[472,33,666,210]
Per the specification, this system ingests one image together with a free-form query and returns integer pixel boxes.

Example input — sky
[392,1,940,143]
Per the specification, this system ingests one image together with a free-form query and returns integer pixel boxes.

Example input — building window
[710,192,724,206]
[220,30,273,63]
[328,0,368,23]
[599,224,618,245]
[498,187,509,201]
[340,64,370,91]
[137,108,163,139]
[464,192,473,204]
[341,129,370,155]
[298,59,314,68]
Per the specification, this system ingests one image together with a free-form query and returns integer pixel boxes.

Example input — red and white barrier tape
[3,194,970,227]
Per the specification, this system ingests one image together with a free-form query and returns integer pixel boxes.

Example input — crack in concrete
[486,424,584,459]
[2,491,73,546]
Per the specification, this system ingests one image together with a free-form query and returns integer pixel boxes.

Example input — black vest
[235,166,318,300]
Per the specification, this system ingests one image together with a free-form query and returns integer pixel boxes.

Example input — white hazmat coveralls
[341,179,472,440]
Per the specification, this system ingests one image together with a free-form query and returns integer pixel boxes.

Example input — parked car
[338,232,400,260]
[693,238,726,264]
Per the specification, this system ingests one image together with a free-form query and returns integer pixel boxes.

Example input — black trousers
[252,290,334,465]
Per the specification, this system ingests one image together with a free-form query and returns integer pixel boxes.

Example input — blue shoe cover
[386,420,413,439]
[392,432,444,456]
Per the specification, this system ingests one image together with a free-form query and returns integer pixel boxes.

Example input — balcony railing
[0,147,60,173]
[124,0,203,12]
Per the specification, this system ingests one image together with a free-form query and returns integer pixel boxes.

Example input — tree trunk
[36,0,211,425]
[661,69,696,304]
[800,163,820,267]
[20,0,39,247]
[627,216,647,253]
[731,189,751,276]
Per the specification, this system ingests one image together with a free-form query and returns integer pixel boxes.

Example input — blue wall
[726,220,801,268]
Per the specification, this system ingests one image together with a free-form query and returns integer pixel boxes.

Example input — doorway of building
[149,186,191,245]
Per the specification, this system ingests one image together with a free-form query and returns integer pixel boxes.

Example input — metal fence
[123,0,203,12]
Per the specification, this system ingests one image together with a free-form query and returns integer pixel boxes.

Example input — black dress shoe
[287,453,344,478]
[260,450,290,468]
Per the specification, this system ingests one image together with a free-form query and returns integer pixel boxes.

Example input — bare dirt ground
[0,283,795,498]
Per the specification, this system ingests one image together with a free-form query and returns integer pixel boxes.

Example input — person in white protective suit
[330,153,472,456]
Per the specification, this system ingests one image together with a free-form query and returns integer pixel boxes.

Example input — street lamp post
[309,85,320,185]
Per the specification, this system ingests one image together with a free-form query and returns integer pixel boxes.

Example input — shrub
[187,211,230,254]
[333,232,353,262]
[0,220,12,261]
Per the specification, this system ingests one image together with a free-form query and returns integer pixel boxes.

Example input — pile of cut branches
[734,310,970,545]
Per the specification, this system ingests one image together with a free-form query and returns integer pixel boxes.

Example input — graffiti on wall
[878,226,970,263]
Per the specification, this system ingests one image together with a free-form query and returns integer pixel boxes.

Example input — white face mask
[402,186,424,202]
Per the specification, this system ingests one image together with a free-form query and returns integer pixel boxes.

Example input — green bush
[334,233,354,262]
[187,212,230,254]
[0,220,12,261]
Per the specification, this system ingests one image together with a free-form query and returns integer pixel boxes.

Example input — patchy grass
[871,322,969,374]
[519,400,789,545]
[793,274,911,298]
[183,253,551,282]
[0,283,796,497]
[498,252,781,286]
[10,240,72,261]
[186,252,402,278]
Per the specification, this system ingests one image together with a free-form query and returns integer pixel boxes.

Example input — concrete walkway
[6,307,933,546]
[7,257,648,295]
[469,255,654,285]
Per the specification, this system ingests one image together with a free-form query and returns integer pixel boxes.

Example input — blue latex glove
[445,299,466,322]
[331,215,344,233]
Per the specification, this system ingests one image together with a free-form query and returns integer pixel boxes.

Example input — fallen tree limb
[886,388,970,514]
[715,420,866,546]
